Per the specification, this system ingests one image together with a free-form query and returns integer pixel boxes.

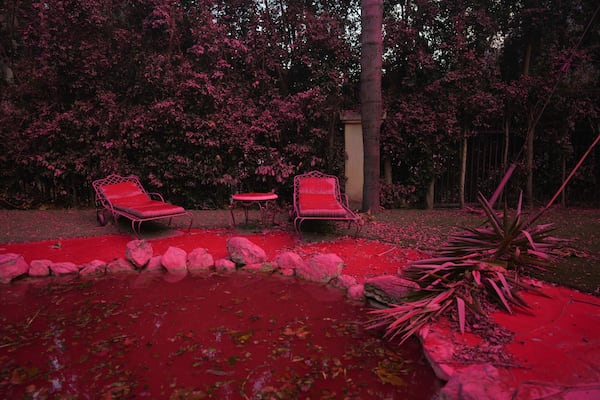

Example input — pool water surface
[0,271,442,399]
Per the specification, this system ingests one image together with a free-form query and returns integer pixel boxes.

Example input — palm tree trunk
[360,0,383,213]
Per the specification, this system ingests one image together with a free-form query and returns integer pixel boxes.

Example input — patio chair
[93,174,193,235]
[292,170,362,236]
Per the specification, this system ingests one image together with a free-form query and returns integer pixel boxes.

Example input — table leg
[243,205,249,224]
[230,205,237,226]
[230,200,277,226]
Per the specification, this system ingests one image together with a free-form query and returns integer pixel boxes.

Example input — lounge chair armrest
[148,192,166,202]
[340,193,351,208]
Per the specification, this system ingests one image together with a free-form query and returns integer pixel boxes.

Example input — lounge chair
[93,174,193,235]
[292,170,362,236]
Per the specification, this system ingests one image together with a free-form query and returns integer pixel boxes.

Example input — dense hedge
[1,0,598,209]
[1,0,356,209]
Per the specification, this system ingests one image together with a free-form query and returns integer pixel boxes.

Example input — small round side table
[230,192,278,226]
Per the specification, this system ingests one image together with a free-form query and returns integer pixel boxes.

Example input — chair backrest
[298,177,337,194]
[294,171,342,204]
[93,174,149,207]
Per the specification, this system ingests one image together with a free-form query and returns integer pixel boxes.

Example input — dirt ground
[1,207,599,295]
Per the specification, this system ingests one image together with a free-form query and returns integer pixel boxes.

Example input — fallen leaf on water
[283,324,310,339]
[206,369,234,376]
[375,365,405,386]
[10,367,28,384]
[101,381,132,399]
[169,387,207,399]
[229,329,254,345]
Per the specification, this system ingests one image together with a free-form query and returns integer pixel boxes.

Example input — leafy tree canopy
[0,0,597,209]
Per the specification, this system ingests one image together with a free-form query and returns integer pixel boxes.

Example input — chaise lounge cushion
[113,200,185,218]
[298,177,348,217]
[101,182,150,204]
[292,170,361,236]
[101,181,184,218]
[298,177,337,194]
[299,193,347,217]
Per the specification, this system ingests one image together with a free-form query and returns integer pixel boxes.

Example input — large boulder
[331,274,358,290]
[295,253,344,283]
[145,256,163,272]
[274,251,305,276]
[106,258,136,274]
[363,275,420,308]
[187,248,214,272]
[80,260,107,276]
[226,237,267,265]
[0,253,29,283]
[126,240,153,268]
[347,284,365,301]
[243,262,276,273]
[29,259,52,277]
[50,261,80,275]
[438,363,512,400]
[161,246,188,273]
[214,258,236,272]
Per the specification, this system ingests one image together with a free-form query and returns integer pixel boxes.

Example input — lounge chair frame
[292,170,362,236]
[93,174,193,236]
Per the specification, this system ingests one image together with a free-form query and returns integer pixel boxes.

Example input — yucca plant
[439,192,559,270]
[367,192,560,344]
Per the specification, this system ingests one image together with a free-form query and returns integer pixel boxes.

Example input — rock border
[0,236,368,300]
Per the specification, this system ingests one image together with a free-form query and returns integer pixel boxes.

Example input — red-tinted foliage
[0,0,597,209]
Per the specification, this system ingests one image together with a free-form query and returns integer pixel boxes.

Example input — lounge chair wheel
[97,210,108,226]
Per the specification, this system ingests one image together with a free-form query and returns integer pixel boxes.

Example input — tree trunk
[459,135,468,209]
[503,116,510,171]
[495,115,512,207]
[327,111,336,170]
[360,0,383,213]
[526,131,600,229]
[523,41,535,207]
[383,158,392,185]
[525,110,535,207]
[561,154,566,207]
[425,177,435,210]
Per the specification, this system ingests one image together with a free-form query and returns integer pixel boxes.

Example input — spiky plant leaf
[527,249,551,260]
[496,272,514,301]
[477,192,503,236]
[472,270,481,286]
[486,278,512,314]
[456,297,466,334]
[521,230,537,250]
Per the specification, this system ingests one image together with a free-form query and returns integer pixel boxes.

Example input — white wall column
[340,111,363,209]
